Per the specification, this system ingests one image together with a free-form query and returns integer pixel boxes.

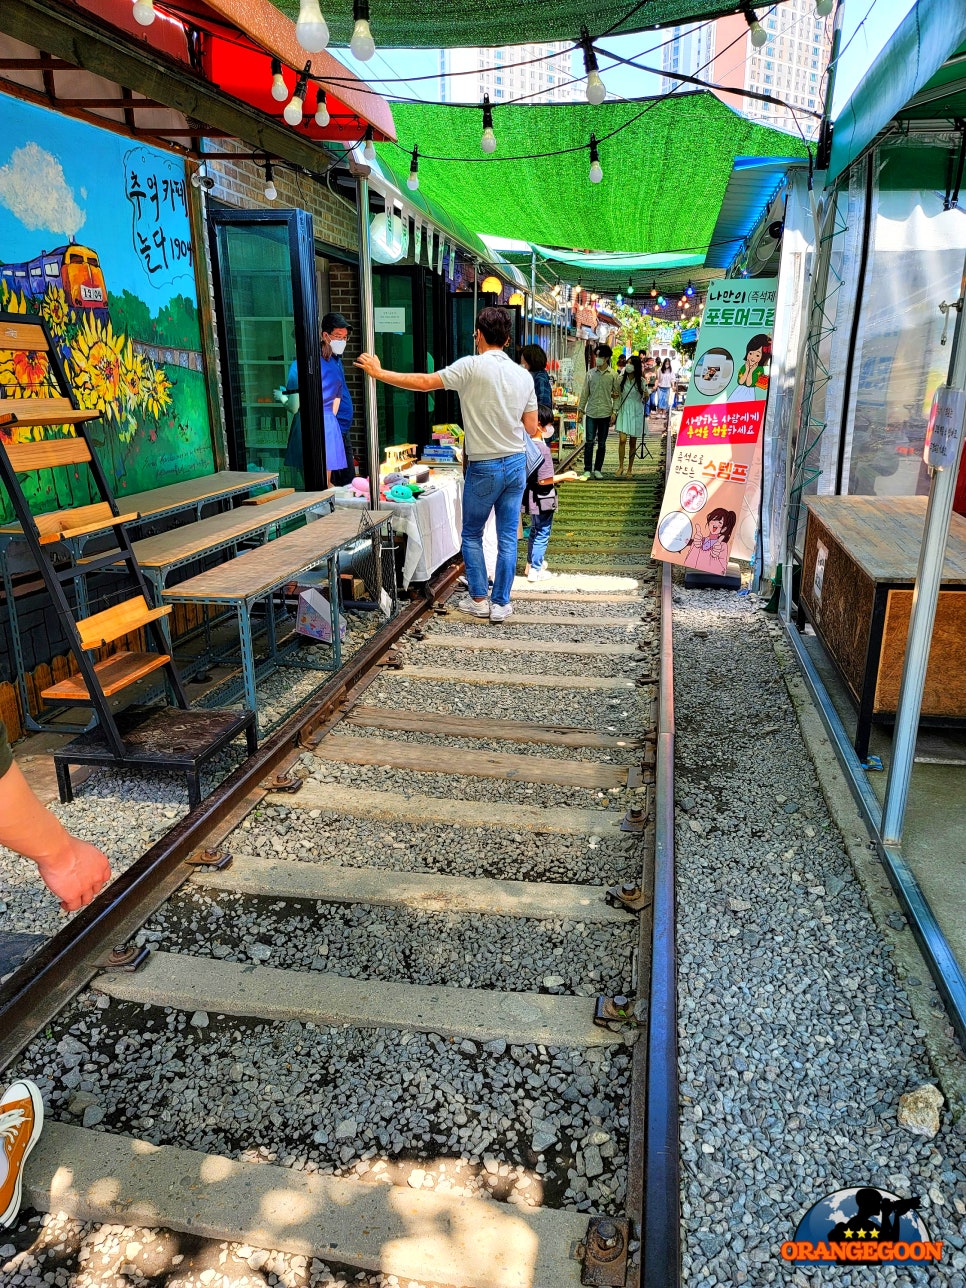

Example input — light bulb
[586,71,606,105]
[132,0,155,25]
[815,0,834,12]
[407,171,419,191]
[364,141,376,161]
[350,18,375,61]
[265,180,277,201]
[296,0,329,52]
[283,94,304,126]
[315,95,330,127]
[589,159,603,183]
[750,19,768,47]
[481,127,496,153]
[271,72,288,101]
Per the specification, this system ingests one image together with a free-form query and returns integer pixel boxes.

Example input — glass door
[208,209,324,488]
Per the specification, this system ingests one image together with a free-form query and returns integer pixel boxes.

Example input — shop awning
[704,156,806,269]
[0,0,394,165]
[267,0,779,48]
[379,94,807,256]
[830,0,966,181]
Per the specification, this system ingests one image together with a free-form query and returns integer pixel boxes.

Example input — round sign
[658,511,693,553]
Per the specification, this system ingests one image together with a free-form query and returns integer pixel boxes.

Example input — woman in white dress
[615,354,646,477]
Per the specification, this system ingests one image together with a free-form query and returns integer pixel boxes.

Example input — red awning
[71,0,395,144]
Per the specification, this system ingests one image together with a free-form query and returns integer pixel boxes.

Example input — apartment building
[438,43,580,104]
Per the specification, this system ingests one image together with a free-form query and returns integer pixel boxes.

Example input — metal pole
[530,251,537,347]
[816,0,845,173]
[473,263,478,340]
[355,169,381,510]
[882,255,966,844]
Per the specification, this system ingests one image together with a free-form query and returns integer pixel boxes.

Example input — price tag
[924,386,966,469]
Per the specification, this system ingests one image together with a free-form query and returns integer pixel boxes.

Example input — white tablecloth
[333,473,465,587]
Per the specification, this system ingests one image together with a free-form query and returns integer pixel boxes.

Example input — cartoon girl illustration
[731,333,772,402]
[683,506,737,574]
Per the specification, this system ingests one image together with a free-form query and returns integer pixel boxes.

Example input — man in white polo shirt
[356,307,538,623]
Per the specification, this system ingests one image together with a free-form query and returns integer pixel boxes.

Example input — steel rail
[0,563,461,1072]
[641,559,681,1284]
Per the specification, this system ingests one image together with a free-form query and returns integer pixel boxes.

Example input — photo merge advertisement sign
[652,278,777,572]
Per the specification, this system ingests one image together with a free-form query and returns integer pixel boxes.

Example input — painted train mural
[0,242,108,321]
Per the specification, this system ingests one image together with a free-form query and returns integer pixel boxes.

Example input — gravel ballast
[233,804,642,886]
[674,584,966,1286]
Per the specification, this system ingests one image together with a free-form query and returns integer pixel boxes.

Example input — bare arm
[0,762,111,911]
[355,353,443,393]
[523,409,540,438]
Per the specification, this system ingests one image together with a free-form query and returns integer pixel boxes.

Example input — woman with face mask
[284,311,349,487]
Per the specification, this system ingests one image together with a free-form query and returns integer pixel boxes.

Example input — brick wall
[328,260,366,470]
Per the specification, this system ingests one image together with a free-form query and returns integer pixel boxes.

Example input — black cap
[320,311,352,334]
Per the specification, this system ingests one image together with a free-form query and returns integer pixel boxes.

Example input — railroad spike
[619,806,647,835]
[263,773,303,794]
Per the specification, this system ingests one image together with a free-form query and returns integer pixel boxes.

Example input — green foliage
[108,291,201,349]
[614,305,658,355]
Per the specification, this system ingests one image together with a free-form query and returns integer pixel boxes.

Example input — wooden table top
[806,495,966,584]
[0,470,280,538]
[125,490,333,571]
[163,510,391,604]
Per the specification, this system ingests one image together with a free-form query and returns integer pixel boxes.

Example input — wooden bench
[163,510,392,733]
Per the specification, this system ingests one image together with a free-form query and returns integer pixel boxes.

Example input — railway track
[0,448,675,1288]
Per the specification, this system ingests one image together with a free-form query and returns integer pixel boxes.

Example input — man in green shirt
[0,720,111,912]
[577,343,620,479]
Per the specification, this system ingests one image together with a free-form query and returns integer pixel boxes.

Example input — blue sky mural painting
[0,94,214,517]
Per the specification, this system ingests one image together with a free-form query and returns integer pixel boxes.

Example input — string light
[407,145,419,190]
[296,0,329,52]
[315,90,330,127]
[481,94,496,154]
[650,280,657,297]
[815,0,834,12]
[616,293,623,306]
[350,0,376,62]
[132,0,155,25]
[627,278,635,296]
[283,63,310,126]
[264,161,277,201]
[270,58,288,102]
[580,28,606,105]
[363,126,376,161]
[588,133,602,184]
[685,281,695,297]
[743,4,768,47]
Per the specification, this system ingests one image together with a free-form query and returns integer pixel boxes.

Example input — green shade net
[379,94,807,255]
[271,1,753,48]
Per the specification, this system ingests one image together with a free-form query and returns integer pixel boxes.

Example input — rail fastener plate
[263,773,303,794]
[184,849,233,872]
[579,1215,632,1286]
[102,944,151,972]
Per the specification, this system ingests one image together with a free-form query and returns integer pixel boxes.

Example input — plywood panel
[802,507,875,702]
[875,589,966,716]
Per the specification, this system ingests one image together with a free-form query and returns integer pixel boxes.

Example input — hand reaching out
[35,837,112,912]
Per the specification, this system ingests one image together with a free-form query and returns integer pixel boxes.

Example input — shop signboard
[924,386,966,470]
[652,277,777,571]
[0,92,214,521]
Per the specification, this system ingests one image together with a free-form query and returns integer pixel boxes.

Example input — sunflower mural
[0,107,215,523]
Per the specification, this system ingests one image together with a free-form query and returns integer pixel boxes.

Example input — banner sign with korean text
[651,277,777,571]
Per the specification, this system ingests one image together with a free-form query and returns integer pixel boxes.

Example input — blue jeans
[527,508,554,570]
[462,454,527,607]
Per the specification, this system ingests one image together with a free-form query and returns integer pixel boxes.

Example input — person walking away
[285,312,349,488]
[0,717,112,1230]
[356,306,538,623]
[520,344,553,411]
[524,405,576,579]
[615,354,646,477]
[577,343,619,479]
[656,357,674,412]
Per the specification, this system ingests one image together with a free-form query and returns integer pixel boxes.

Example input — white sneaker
[579,471,591,481]
[490,602,514,623]
[528,565,552,581]
[455,593,490,618]
[592,470,604,479]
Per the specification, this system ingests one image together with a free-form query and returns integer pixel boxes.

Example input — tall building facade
[663,2,831,136]
[661,23,716,95]
[438,44,580,104]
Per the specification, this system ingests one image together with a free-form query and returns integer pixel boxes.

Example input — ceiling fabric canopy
[269,0,761,48]
[379,94,807,255]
